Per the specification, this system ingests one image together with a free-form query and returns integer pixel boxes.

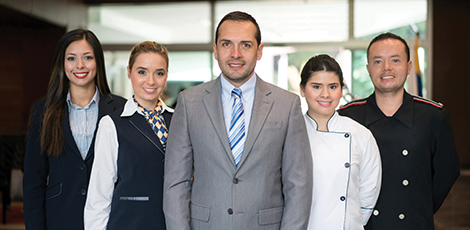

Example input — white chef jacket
[305,112,382,230]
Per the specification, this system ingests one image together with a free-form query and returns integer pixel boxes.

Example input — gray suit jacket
[163,76,313,230]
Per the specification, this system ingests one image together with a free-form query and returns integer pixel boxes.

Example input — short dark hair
[300,54,344,89]
[215,11,261,46]
[367,32,410,62]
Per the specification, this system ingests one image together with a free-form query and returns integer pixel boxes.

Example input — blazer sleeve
[359,130,382,225]
[280,95,313,230]
[23,101,48,230]
[84,115,119,230]
[163,92,193,230]
[431,110,460,213]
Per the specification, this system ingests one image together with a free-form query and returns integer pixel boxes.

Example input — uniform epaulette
[339,99,367,110]
[412,95,443,109]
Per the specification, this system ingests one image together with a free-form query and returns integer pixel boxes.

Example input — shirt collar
[121,95,174,117]
[220,73,256,103]
[365,90,414,128]
[66,86,100,112]
[305,111,339,132]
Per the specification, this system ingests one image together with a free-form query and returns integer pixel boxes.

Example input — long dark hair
[41,29,111,156]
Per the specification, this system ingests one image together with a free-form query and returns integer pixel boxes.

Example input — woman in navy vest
[23,29,126,230]
[85,41,172,229]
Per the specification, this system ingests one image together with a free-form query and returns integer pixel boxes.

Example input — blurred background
[0,0,468,229]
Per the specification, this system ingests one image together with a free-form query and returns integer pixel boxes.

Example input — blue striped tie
[229,88,245,167]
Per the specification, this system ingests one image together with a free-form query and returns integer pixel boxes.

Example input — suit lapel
[85,94,117,161]
[238,77,273,168]
[63,107,82,159]
[202,78,234,165]
[129,113,165,154]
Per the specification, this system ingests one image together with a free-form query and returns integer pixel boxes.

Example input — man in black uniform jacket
[339,32,460,230]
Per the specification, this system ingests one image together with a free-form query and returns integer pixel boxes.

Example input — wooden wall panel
[0,5,65,135]
[432,0,470,167]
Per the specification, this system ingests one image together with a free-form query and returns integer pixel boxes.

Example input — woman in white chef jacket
[300,54,382,230]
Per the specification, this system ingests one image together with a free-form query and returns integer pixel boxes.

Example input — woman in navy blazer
[23,29,126,230]
[84,41,172,229]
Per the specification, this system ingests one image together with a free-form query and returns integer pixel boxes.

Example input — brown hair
[41,29,111,156]
[128,41,169,71]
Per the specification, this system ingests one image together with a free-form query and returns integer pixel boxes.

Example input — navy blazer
[23,94,126,230]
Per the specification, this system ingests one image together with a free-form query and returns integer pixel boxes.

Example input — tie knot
[232,88,242,99]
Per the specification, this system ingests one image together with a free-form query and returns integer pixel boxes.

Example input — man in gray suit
[163,11,313,230]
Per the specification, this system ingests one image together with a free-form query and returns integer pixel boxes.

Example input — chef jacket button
[340,196,346,201]
[228,208,233,215]
[399,213,405,220]
[344,162,350,168]
[402,149,408,156]
[344,133,350,138]
[402,179,409,186]
[373,210,379,216]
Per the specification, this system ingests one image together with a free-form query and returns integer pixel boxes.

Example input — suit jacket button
[402,179,409,186]
[402,149,409,156]
[373,210,379,216]
[340,196,346,201]
[344,133,350,138]
[227,208,233,215]
[344,162,350,168]
[233,178,239,184]
[81,189,86,195]
[80,165,86,170]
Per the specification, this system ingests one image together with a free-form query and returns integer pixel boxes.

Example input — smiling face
[367,38,412,96]
[128,52,168,110]
[301,71,343,122]
[213,20,263,88]
[64,39,97,91]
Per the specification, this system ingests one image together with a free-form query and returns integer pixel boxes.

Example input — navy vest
[106,108,171,230]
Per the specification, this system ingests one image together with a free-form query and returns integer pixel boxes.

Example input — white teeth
[230,64,242,67]
[382,76,394,79]
[144,88,156,92]
[75,73,87,77]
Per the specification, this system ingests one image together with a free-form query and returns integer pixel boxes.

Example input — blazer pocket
[190,202,211,222]
[259,206,284,225]
[263,121,283,129]
[119,196,149,201]
[45,183,62,201]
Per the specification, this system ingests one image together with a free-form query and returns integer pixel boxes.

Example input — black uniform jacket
[23,94,126,230]
[339,91,460,230]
